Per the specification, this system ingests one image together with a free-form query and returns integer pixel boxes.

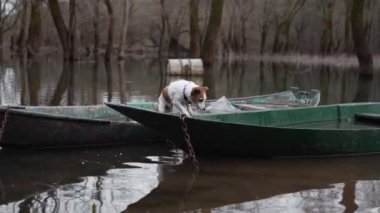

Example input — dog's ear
[191,87,201,95]
[203,86,209,92]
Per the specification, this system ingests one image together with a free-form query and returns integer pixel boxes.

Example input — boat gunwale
[207,89,320,107]
[196,102,380,129]
[0,105,134,125]
[114,102,380,131]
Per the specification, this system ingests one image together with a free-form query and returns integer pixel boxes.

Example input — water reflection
[128,156,380,212]
[0,57,380,106]
[0,144,183,212]
[212,180,380,212]
[213,184,345,212]
[2,147,380,212]
[1,57,380,212]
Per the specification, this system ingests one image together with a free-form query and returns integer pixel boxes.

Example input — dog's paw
[181,112,191,117]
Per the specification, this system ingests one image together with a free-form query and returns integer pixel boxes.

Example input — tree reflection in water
[0,145,184,213]
[0,58,379,106]
[212,180,380,212]
[0,57,380,212]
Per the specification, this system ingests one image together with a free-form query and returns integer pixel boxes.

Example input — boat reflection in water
[2,145,380,212]
[0,144,184,213]
[128,156,380,213]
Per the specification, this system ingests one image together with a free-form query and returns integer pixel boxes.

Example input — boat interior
[6,105,130,121]
[195,103,380,130]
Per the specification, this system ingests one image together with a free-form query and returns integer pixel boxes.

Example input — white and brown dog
[158,79,208,117]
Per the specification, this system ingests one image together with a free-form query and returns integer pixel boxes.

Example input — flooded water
[2,146,380,212]
[1,57,380,106]
[1,57,380,212]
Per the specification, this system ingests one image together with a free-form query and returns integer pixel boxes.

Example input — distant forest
[0,0,377,72]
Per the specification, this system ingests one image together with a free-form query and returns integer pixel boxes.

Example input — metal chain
[179,161,199,212]
[180,114,199,168]
[0,106,10,145]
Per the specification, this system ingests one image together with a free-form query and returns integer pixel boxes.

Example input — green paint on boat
[106,102,380,157]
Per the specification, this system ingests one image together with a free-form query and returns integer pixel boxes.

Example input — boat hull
[0,106,163,149]
[105,103,380,157]
[0,88,320,149]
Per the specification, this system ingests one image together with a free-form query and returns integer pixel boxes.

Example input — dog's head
[190,86,208,110]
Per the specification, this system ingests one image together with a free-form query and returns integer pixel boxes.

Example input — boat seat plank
[355,113,380,124]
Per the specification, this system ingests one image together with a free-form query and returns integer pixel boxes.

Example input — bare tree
[68,0,76,60]
[259,0,273,54]
[351,0,373,74]
[47,0,77,60]
[118,0,133,60]
[319,0,335,54]
[236,0,254,55]
[343,0,352,53]
[7,0,380,59]
[222,0,252,60]
[167,1,187,56]
[156,0,187,57]
[200,0,225,65]
[158,0,167,58]
[364,0,376,44]
[221,1,237,60]
[0,0,22,49]
[16,0,28,54]
[93,0,100,61]
[104,0,115,62]
[189,0,201,57]
[272,0,306,53]
[27,0,42,58]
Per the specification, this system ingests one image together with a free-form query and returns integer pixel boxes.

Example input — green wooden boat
[0,88,319,149]
[105,102,380,157]
[215,87,320,110]
[129,87,321,112]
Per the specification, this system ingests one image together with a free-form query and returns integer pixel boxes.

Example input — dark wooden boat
[0,105,163,148]
[105,102,380,157]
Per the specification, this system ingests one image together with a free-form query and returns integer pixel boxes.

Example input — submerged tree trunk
[200,0,225,66]
[189,0,200,57]
[48,0,77,60]
[105,61,113,102]
[238,0,254,56]
[68,0,76,60]
[364,1,376,44]
[27,60,41,105]
[104,0,115,62]
[49,62,73,105]
[351,0,373,74]
[158,0,167,58]
[320,0,334,54]
[93,0,100,61]
[259,1,270,54]
[272,0,306,53]
[48,0,69,57]
[27,0,42,58]
[118,0,131,60]
[344,0,352,53]
[17,0,28,54]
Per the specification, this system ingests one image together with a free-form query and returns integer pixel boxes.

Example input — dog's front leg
[187,105,194,116]
[173,101,191,117]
